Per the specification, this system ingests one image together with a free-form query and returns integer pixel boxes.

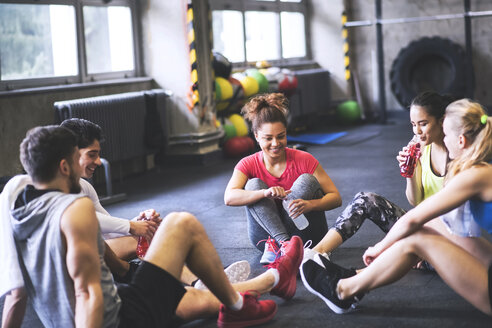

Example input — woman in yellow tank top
[304,91,462,269]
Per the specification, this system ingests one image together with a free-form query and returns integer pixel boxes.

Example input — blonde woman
[301,99,492,315]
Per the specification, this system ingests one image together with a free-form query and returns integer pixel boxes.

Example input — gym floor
[1,110,490,327]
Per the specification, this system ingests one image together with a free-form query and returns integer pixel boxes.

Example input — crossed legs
[337,228,492,315]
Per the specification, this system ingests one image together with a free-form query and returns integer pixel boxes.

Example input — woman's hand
[285,198,311,218]
[396,146,410,168]
[362,243,384,266]
[263,186,291,199]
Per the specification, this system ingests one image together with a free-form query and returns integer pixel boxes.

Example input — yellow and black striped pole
[342,11,351,82]
[187,3,199,110]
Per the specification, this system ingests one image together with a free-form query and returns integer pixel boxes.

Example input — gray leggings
[332,191,407,241]
[245,174,328,250]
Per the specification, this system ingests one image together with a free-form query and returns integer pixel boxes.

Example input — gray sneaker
[194,260,251,290]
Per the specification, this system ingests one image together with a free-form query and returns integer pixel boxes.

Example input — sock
[268,268,280,288]
[229,292,244,311]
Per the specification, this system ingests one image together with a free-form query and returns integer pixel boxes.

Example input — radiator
[53,89,169,204]
[54,90,168,162]
[288,68,331,129]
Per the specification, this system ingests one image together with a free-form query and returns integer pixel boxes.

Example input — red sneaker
[217,291,277,328]
[268,235,304,300]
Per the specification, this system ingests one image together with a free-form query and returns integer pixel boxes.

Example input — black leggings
[331,192,407,241]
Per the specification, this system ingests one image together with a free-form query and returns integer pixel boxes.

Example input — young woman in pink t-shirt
[224,93,342,264]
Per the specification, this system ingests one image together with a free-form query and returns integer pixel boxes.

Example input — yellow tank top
[420,144,444,201]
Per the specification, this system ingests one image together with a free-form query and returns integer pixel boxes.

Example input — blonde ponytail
[445,99,492,183]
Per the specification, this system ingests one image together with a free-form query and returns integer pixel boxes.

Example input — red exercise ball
[277,72,298,97]
[223,136,255,158]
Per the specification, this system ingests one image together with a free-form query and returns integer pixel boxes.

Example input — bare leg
[338,229,492,315]
[181,266,198,285]
[144,212,239,307]
[106,235,138,261]
[105,236,199,284]
[176,271,276,321]
[313,229,343,254]
[425,217,492,266]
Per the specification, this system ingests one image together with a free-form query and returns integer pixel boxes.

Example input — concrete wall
[319,0,492,118]
[310,0,349,103]
[140,0,190,99]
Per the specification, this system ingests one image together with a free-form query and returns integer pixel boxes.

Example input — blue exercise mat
[287,131,347,145]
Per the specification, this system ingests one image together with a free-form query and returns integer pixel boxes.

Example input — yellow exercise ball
[229,114,248,137]
[216,77,233,100]
[240,76,259,97]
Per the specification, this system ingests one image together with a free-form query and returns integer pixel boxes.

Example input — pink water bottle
[400,136,421,178]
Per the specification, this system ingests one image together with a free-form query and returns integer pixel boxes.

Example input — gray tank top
[11,191,121,327]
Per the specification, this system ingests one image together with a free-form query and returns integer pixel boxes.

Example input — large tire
[390,36,472,108]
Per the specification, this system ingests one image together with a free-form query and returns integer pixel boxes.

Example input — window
[0,3,77,81]
[84,5,135,74]
[0,0,140,91]
[210,0,309,65]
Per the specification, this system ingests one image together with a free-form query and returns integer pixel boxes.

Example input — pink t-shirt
[235,148,319,190]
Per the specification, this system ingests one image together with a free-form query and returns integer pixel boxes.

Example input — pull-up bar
[344,0,480,123]
[345,10,492,28]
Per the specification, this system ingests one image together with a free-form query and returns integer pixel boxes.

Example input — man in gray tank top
[3,125,304,327]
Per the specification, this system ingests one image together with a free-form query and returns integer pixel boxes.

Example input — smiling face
[255,122,287,160]
[410,105,444,146]
[442,117,463,160]
[79,139,102,179]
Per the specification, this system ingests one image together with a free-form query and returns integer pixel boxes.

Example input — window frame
[0,0,142,91]
[209,0,311,67]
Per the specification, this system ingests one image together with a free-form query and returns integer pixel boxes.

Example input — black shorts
[489,265,492,307]
[117,261,187,328]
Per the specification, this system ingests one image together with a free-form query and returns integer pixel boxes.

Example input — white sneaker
[194,260,251,290]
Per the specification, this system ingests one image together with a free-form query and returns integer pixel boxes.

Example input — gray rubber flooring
[1,111,490,327]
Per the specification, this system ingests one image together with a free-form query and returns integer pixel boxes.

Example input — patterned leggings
[332,191,407,241]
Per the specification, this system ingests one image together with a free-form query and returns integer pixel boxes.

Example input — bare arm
[364,166,491,265]
[308,164,342,211]
[224,169,289,206]
[61,197,104,328]
[103,241,130,278]
[2,287,27,328]
[405,160,424,206]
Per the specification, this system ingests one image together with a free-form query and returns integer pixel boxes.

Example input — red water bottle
[136,216,150,258]
[400,136,421,178]
[136,236,149,258]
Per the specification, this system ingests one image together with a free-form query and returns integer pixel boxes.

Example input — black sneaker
[300,259,358,314]
[318,255,356,279]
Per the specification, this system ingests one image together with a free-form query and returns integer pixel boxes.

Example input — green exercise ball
[215,80,222,101]
[246,69,269,93]
[336,100,361,124]
[223,124,237,141]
